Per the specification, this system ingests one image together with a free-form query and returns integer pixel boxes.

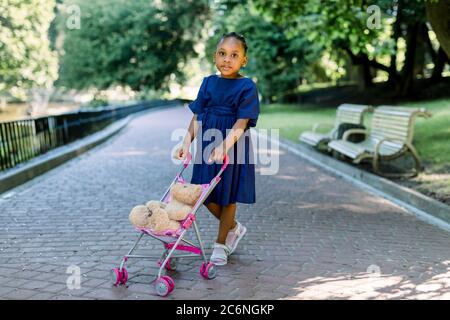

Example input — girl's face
[214,37,248,78]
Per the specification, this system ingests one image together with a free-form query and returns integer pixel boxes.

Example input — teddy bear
[165,182,203,221]
[129,200,180,233]
[128,182,203,233]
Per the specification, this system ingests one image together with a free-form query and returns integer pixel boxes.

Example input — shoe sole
[229,225,247,255]
[211,244,229,266]
[210,260,227,266]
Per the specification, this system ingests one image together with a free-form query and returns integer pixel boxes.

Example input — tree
[426,0,450,59]
[253,0,448,96]
[0,0,58,99]
[254,0,394,89]
[58,0,210,93]
[206,1,324,103]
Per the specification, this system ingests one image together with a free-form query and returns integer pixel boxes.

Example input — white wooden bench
[327,106,432,177]
[299,104,372,148]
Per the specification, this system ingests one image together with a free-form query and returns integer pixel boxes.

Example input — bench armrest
[342,129,368,141]
[416,108,432,119]
[373,138,422,176]
[375,138,405,150]
[312,122,334,133]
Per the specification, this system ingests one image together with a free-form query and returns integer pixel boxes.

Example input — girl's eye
[218,52,238,58]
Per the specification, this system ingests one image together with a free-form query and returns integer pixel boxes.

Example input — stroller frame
[111,153,229,296]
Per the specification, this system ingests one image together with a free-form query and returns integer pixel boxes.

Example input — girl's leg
[216,203,237,244]
[205,202,222,220]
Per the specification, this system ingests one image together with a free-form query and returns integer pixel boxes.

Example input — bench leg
[331,149,350,161]
[408,144,423,174]
[373,145,423,178]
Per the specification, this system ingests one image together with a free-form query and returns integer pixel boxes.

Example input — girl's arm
[208,119,249,163]
[183,114,200,145]
[175,115,200,160]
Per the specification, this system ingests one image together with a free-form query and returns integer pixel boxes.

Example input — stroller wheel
[111,267,128,286]
[111,268,122,286]
[200,262,217,280]
[155,277,171,297]
[161,275,175,293]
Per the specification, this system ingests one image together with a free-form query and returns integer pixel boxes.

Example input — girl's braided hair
[217,32,248,55]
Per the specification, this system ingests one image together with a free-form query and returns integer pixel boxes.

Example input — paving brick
[20,280,53,290]
[3,288,39,300]
[82,287,131,300]
[0,286,16,297]
[39,283,68,294]
[28,292,56,300]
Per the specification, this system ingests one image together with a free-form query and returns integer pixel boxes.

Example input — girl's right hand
[173,144,190,161]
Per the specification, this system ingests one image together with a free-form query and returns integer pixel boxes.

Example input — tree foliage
[426,0,450,59]
[58,0,210,92]
[0,0,58,97]
[206,1,324,103]
[253,0,448,95]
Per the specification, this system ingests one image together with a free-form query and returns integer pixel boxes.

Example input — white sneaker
[210,242,229,266]
[225,221,247,255]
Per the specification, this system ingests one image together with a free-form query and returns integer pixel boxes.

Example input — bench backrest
[335,104,372,127]
[370,106,431,145]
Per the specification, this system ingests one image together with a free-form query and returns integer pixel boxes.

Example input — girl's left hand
[208,146,226,164]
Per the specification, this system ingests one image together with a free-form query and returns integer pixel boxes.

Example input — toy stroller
[111,152,229,296]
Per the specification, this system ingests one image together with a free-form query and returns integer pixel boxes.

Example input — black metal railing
[0,99,182,172]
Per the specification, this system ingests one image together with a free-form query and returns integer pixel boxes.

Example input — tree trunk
[0,96,6,112]
[397,23,419,96]
[423,22,449,81]
[360,62,373,89]
[414,22,427,78]
[426,0,450,60]
[388,0,403,86]
[432,47,450,80]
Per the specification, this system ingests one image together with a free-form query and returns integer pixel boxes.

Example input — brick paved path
[1,105,450,300]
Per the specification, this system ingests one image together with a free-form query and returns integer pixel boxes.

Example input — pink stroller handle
[221,154,230,171]
[183,152,192,168]
[210,154,230,184]
[183,152,228,170]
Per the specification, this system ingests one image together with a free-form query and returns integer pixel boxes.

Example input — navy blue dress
[188,74,260,206]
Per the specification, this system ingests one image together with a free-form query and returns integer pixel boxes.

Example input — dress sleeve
[237,83,260,128]
[188,77,208,115]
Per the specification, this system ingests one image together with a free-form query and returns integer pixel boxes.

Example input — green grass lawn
[402,99,450,172]
[258,98,450,172]
[258,98,450,203]
[257,104,336,142]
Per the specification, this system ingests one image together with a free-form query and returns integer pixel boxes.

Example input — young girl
[174,32,260,266]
